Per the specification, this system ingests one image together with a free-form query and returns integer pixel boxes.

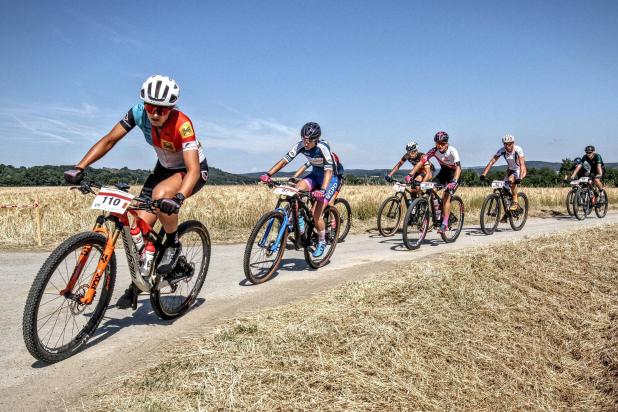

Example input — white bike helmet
[140,75,179,107]
[405,141,418,152]
[502,134,515,143]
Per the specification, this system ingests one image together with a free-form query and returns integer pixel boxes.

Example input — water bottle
[432,197,441,220]
[298,215,306,234]
[130,226,144,255]
[140,242,156,277]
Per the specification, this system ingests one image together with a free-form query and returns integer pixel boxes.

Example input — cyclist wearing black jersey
[384,141,433,195]
[571,145,604,191]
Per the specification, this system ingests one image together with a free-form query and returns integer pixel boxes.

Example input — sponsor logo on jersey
[180,121,194,139]
[161,139,175,151]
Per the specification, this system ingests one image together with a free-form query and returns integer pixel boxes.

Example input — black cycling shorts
[432,167,456,185]
[140,159,209,199]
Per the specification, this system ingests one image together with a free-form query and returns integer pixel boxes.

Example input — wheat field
[0,185,616,248]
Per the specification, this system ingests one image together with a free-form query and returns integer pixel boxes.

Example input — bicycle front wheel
[334,198,352,242]
[566,189,575,216]
[509,192,529,231]
[440,196,465,243]
[480,193,501,235]
[377,196,403,237]
[595,189,608,218]
[243,210,288,284]
[573,188,589,221]
[22,232,116,363]
[151,221,211,320]
[304,206,340,269]
[402,198,430,250]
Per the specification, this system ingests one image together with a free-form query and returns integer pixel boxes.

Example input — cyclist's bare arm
[454,164,462,182]
[267,159,289,176]
[388,159,405,177]
[481,156,498,176]
[321,169,333,190]
[179,149,201,197]
[293,163,309,179]
[519,156,527,179]
[421,163,432,182]
[571,164,582,180]
[76,123,128,169]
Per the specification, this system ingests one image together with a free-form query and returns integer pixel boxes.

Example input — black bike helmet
[585,145,595,153]
[434,131,449,143]
[301,122,321,140]
[573,157,582,165]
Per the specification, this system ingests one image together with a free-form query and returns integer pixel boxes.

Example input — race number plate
[578,177,589,183]
[570,180,579,186]
[420,182,436,190]
[273,186,298,197]
[91,187,134,213]
[393,183,406,192]
[491,180,505,189]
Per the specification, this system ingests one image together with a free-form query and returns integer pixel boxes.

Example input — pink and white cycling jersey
[421,146,460,170]
[494,145,524,171]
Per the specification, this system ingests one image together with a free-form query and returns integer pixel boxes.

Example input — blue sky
[1,1,616,173]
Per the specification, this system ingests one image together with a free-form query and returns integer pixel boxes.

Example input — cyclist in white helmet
[63,75,208,308]
[384,140,433,196]
[480,134,527,212]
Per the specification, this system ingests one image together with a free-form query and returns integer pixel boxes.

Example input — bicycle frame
[59,187,165,306]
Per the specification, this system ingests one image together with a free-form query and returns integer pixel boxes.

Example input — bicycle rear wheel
[480,193,500,235]
[440,196,465,243]
[22,232,116,363]
[509,192,529,231]
[243,210,288,284]
[377,196,403,237]
[151,221,211,320]
[402,198,430,250]
[595,189,608,218]
[334,198,352,242]
[304,207,340,268]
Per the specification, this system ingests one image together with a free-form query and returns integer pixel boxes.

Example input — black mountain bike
[243,182,340,284]
[479,179,529,235]
[401,180,465,250]
[572,177,608,220]
[377,181,417,236]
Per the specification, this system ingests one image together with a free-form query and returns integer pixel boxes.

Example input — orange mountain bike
[22,181,210,363]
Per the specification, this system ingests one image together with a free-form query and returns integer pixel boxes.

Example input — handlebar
[71,180,162,213]
[264,180,312,198]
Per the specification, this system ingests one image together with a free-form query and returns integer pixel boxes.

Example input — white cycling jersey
[422,146,461,170]
[494,145,524,171]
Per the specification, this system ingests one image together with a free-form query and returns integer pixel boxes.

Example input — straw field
[0,185,617,248]
[80,224,618,411]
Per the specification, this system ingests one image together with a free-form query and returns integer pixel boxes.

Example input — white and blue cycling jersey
[283,140,335,180]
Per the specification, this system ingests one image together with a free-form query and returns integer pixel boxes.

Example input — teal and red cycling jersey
[119,102,206,169]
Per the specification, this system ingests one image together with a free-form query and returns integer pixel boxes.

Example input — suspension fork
[79,227,121,305]
[59,216,108,297]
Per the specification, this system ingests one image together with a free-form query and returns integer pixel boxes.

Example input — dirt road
[1,213,615,410]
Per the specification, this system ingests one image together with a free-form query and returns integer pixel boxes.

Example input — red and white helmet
[140,75,179,107]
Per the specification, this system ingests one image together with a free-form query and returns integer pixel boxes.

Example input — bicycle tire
[573,187,589,221]
[22,232,116,363]
[508,192,529,231]
[243,210,288,284]
[480,193,501,235]
[402,197,429,250]
[334,198,352,242]
[150,221,211,320]
[440,195,465,243]
[304,206,340,269]
[595,189,608,218]
[566,189,575,216]
[377,196,403,237]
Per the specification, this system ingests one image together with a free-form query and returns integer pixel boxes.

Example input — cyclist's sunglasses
[585,151,594,154]
[504,142,514,146]
[144,103,172,116]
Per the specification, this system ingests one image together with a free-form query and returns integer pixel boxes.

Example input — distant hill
[0,164,257,186]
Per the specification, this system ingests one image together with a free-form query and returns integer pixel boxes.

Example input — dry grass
[81,225,618,411]
[1,185,617,248]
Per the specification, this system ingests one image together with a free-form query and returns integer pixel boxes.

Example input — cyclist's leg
[507,170,519,207]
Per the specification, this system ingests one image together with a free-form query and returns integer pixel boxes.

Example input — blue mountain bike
[243,182,340,284]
